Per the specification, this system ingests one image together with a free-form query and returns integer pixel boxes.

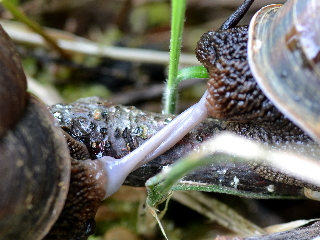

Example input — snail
[0,14,233,239]
[0,22,200,239]
[126,0,320,192]
[1,18,196,237]
[0,23,104,239]
[195,0,320,192]
[118,0,320,194]
[2,0,320,239]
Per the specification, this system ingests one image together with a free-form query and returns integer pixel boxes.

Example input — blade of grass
[163,0,187,114]
[146,132,316,208]
[172,191,266,236]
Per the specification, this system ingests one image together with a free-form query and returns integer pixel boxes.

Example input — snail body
[124,0,320,192]
[0,17,207,238]
[195,0,320,189]
[132,0,320,192]
[102,0,320,192]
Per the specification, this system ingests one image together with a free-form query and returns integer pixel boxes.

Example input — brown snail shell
[0,24,27,137]
[0,25,70,240]
[0,95,71,240]
[248,0,320,142]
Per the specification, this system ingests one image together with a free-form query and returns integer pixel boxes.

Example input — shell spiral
[0,25,71,240]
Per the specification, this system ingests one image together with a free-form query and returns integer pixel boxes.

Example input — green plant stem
[1,0,71,59]
[146,152,215,207]
[163,0,187,114]
[145,133,307,208]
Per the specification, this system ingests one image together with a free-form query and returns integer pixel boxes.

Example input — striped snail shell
[248,0,320,143]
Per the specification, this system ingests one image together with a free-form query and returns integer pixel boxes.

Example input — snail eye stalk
[99,92,209,198]
[220,0,254,30]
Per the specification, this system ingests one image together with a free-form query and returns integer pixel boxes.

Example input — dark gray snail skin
[193,0,320,193]
[49,97,309,199]
[195,26,320,191]
[196,26,302,136]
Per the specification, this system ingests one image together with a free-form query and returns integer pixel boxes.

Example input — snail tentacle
[98,91,208,197]
[220,0,254,30]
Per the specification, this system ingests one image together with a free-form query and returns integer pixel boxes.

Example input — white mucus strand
[267,184,275,192]
[231,176,239,189]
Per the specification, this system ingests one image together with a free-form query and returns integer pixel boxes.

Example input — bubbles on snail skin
[230,176,239,189]
[267,184,275,192]
[108,106,117,113]
[53,111,63,123]
[217,169,227,175]
[101,111,108,121]
[84,219,96,236]
[164,117,173,125]
[90,141,104,159]
[217,169,227,183]
[196,135,203,142]
[93,109,104,121]
[161,165,171,174]
[99,127,108,135]
[133,126,149,140]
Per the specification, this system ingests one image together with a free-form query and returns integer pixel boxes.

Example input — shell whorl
[0,24,71,240]
[0,25,27,137]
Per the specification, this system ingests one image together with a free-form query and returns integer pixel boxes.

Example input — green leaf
[176,66,208,83]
